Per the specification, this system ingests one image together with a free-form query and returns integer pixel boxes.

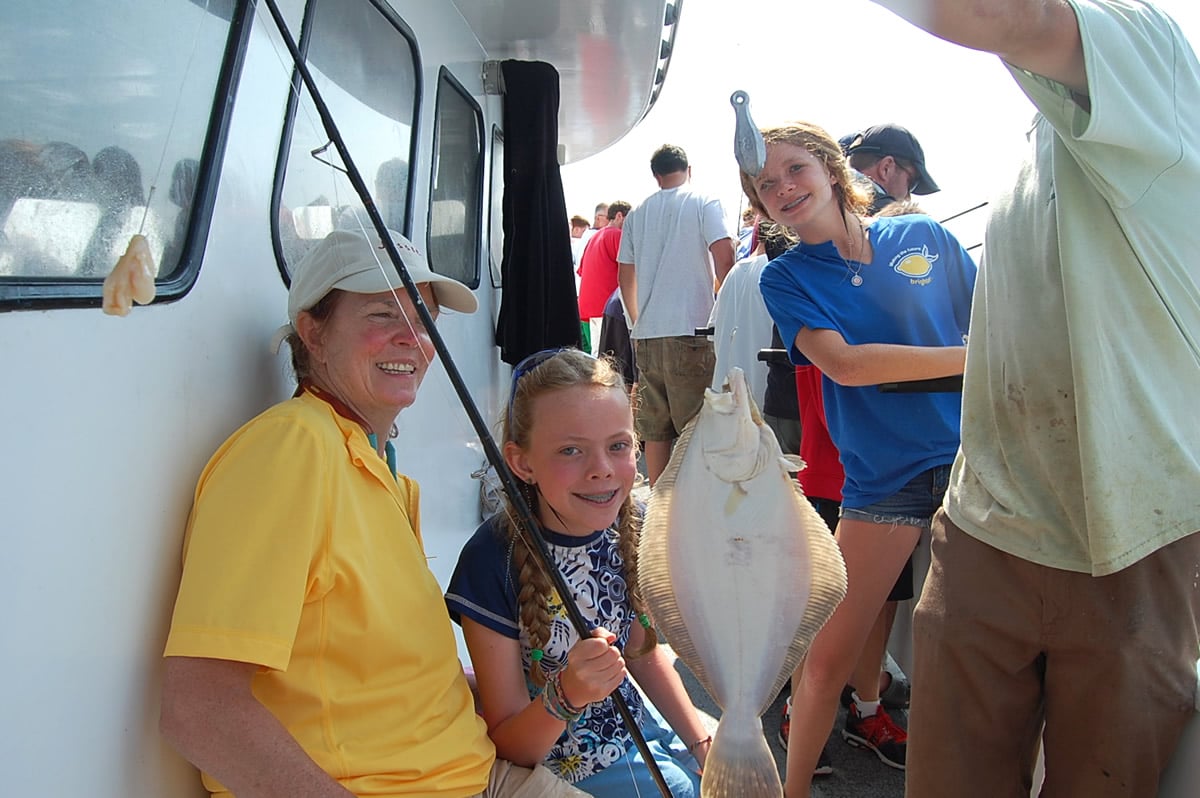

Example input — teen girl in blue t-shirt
[744,120,976,796]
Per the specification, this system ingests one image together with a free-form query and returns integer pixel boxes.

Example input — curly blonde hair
[740,120,873,223]
[500,348,656,685]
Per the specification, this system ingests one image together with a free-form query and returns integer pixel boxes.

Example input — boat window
[275,0,419,275]
[0,0,247,310]
[427,68,483,289]
[487,125,505,288]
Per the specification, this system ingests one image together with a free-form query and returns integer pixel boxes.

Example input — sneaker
[778,697,834,777]
[842,703,907,770]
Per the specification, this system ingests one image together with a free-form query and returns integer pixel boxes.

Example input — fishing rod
[255,2,674,795]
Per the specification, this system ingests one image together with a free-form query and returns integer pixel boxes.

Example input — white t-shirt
[617,185,731,339]
[946,0,1200,576]
[708,253,772,407]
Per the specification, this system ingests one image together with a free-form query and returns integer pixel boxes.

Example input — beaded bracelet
[540,667,584,723]
[687,735,713,754]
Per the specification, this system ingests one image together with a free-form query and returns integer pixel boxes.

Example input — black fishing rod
[255,2,674,795]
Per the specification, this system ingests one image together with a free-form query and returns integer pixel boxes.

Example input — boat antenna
[255,2,674,795]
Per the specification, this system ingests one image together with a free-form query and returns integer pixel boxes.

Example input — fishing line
[252,0,435,372]
[138,0,213,235]
[253,2,673,795]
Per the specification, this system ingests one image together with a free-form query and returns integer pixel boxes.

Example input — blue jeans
[841,464,951,529]
[573,701,702,798]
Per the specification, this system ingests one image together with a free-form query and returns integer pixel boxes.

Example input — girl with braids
[446,348,710,798]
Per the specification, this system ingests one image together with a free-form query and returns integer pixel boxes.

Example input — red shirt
[577,225,622,319]
[795,365,843,502]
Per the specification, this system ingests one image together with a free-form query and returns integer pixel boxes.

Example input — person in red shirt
[577,200,630,354]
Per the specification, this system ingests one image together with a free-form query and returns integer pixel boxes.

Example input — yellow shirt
[164,392,493,796]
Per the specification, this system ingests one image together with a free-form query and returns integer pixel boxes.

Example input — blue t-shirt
[759,214,976,508]
[445,515,645,783]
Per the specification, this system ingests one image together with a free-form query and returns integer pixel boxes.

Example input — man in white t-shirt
[860,2,1200,796]
[617,144,734,485]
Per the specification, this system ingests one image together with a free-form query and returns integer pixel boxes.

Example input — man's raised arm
[871,0,1087,94]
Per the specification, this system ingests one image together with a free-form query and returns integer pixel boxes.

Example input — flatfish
[640,367,846,797]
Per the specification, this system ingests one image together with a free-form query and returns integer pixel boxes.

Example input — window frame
[487,124,505,289]
[0,0,254,312]
[425,66,485,290]
[270,0,423,289]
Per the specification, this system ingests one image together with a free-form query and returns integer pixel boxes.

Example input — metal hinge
[482,61,505,95]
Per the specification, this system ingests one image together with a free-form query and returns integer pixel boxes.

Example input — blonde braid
[500,482,556,687]
[512,535,556,687]
[616,494,657,659]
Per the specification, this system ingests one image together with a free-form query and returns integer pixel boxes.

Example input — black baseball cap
[845,124,940,195]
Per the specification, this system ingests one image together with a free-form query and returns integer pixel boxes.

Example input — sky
[561,0,1200,250]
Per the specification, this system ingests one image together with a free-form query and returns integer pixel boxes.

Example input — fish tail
[700,718,782,798]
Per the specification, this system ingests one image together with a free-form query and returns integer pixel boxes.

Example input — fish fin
[765,480,849,706]
[780,454,806,473]
[640,416,722,702]
[701,716,782,798]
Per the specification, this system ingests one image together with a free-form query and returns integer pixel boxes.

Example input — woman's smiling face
[301,286,438,431]
[507,383,637,536]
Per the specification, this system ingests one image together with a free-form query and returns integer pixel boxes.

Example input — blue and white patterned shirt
[445,514,644,783]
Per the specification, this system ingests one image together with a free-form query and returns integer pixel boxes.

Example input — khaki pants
[473,760,591,798]
[907,511,1200,797]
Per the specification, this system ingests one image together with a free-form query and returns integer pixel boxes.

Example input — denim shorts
[841,464,951,529]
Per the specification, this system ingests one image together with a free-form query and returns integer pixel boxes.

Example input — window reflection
[277,0,419,276]
[0,1,230,287]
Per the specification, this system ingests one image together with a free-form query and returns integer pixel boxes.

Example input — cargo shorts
[632,335,715,441]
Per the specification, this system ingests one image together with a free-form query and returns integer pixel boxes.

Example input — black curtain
[495,60,581,365]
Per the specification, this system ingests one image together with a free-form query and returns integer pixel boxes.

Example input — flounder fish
[640,367,847,797]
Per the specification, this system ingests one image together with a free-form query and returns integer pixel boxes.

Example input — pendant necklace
[840,218,868,287]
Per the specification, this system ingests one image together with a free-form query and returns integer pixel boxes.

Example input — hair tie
[531,648,544,662]
[638,613,651,629]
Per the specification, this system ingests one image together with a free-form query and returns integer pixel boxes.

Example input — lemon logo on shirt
[890,245,938,283]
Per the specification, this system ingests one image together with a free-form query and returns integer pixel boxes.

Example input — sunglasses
[506,347,594,431]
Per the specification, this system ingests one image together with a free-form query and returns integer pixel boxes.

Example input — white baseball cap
[286,228,477,323]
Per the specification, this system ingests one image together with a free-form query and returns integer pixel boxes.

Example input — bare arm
[795,327,965,387]
[159,657,355,798]
[709,238,736,292]
[463,619,626,767]
[618,262,638,326]
[625,629,711,767]
[872,0,1086,93]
